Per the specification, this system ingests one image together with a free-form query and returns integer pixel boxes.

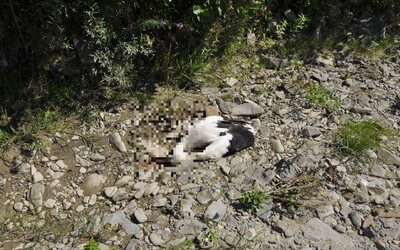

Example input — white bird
[172,116,259,162]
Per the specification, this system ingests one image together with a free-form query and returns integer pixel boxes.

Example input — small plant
[305,84,340,112]
[276,19,288,38]
[335,120,395,158]
[183,239,195,249]
[201,222,218,244]
[83,236,100,250]
[241,187,267,213]
[292,13,310,33]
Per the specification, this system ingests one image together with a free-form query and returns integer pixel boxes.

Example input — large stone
[305,218,354,248]
[205,199,227,221]
[377,148,400,166]
[80,173,106,196]
[110,132,127,152]
[231,103,264,116]
[30,183,45,213]
[302,126,321,138]
[103,211,140,235]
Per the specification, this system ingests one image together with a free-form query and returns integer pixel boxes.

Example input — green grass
[335,120,395,158]
[305,83,340,112]
[241,187,267,213]
[347,37,399,59]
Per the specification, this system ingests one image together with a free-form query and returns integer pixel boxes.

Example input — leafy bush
[242,187,267,213]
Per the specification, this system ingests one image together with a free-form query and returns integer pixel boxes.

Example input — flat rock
[216,98,232,114]
[302,126,321,138]
[197,189,213,205]
[90,153,106,162]
[111,188,129,202]
[205,199,227,221]
[306,218,354,248]
[377,148,400,166]
[231,103,264,116]
[103,211,140,235]
[371,165,386,177]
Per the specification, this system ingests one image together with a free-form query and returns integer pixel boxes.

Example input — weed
[83,236,100,250]
[201,222,218,245]
[347,38,398,59]
[335,120,395,158]
[241,187,267,213]
[305,83,340,112]
[276,19,289,38]
[183,239,195,249]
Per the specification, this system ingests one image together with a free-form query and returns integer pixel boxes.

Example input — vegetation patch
[335,120,395,158]
[304,83,340,112]
[241,187,267,213]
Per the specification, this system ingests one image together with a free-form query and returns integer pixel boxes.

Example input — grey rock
[226,77,238,87]
[30,183,45,213]
[311,71,329,82]
[247,32,256,46]
[103,211,140,235]
[371,165,386,177]
[377,148,400,166]
[13,202,24,212]
[334,224,346,233]
[317,205,335,219]
[55,160,68,170]
[302,126,321,138]
[75,155,92,167]
[216,98,232,114]
[81,174,106,196]
[231,103,264,116]
[197,189,213,205]
[262,55,289,69]
[153,197,167,207]
[201,87,219,95]
[306,218,354,247]
[349,211,363,228]
[314,55,334,67]
[134,208,147,223]
[350,106,373,114]
[259,123,270,139]
[271,139,284,153]
[205,199,227,221]
[90,153,106,162]
[110,132,127,152]
[125,239,147,250]
[104,186,118,198]
[272,220,288,234]
[144,182,159,196]
[149,233,164,246]
[32,171,44,183]
[112,188,129,202]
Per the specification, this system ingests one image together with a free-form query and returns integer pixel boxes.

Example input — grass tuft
[335,120,395,158]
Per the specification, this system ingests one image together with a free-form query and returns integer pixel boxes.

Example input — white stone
[33,171,44,183]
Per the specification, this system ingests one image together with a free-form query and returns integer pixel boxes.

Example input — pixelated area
[128,100,211,181]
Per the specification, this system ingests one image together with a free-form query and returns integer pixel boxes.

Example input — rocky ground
[1,42,400,250]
